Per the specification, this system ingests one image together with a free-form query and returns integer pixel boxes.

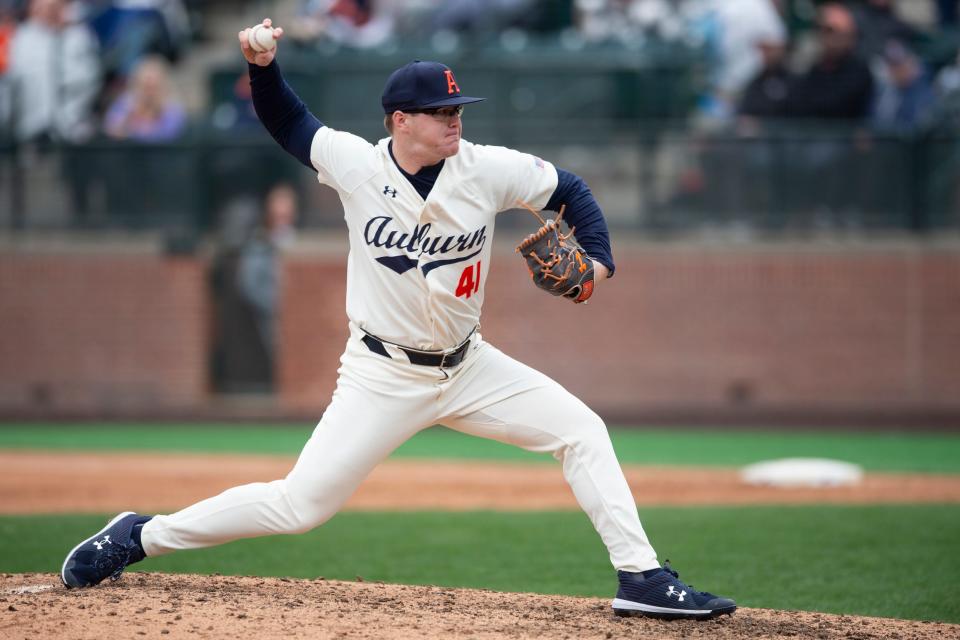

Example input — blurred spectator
[431,0,536,35]
[849,0,918,62]
[938,0,958,26]
[576,0,757,127]
[935,48,960,98]
[784,2,874,120]
[235,183,299,376]
[763,3,877,226]
[87,0,190,81]
[103,54,186,141]
[871,39,935,134]
[576,0,686,44]
[0,1,14,74]
[7,0,101,143]
[738,39,792,120]
[929,47,960,220]
[289,0,394,48]
[709,0,786,109]
[0,1,15,137]
[584,1,786,123]
[210,69,259,132]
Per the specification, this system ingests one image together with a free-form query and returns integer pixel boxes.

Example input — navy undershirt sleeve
[249,60,323,171]
[544,168,616,276]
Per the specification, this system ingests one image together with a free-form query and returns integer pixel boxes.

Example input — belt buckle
[440,338,468,369]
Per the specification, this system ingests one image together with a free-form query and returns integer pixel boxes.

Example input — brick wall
[0,254,209,415]
[278,257,350,411]
[278,244,960,421]
[2,245,956,422]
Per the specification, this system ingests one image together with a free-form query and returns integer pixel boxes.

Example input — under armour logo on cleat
[383,186,398,198]
[92,535,112,550]
[666,585,686,601]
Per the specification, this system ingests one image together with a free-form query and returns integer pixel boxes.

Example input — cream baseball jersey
[310,127,559,350]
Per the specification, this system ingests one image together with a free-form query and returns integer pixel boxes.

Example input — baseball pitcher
[60,19,736,621]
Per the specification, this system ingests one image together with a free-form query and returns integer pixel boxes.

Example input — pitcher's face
[403,105,464,159]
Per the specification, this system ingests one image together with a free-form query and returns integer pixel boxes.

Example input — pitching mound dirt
[2,573,956,640]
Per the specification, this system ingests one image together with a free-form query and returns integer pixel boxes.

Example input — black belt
[361,333,472,368]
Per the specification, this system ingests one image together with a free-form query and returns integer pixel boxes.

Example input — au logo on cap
[381,60,485,114]
[444,70,460,95]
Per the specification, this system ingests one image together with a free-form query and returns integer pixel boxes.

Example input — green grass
[5,505,959,623]
[1,424,959,473]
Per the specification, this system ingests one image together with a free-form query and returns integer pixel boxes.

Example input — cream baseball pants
[142,325,660,573]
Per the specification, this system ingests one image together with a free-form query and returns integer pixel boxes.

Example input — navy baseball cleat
[612,561,736,620]
[61,511,152,588]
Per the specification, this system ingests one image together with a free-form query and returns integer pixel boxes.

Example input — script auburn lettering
[364,215,486,256]
[444,69,460,94]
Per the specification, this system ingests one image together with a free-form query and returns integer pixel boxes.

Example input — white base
[740,458,863,488]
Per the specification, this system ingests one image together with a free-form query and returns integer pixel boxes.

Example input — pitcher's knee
[278,478,347,534]
[550,411,612,460]
[570,409,609,442]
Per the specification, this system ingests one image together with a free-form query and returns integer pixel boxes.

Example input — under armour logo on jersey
[383,186,397,198]
[666,586,686,602]
[92,535,112,550]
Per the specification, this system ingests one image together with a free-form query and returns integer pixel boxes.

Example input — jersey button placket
[419,205,440,347]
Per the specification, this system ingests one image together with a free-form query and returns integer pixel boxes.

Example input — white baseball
[249,24,276,52]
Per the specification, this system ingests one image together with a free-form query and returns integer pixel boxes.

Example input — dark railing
[637,123,960,233]
[0,129,301,232]
[1,122,958,235]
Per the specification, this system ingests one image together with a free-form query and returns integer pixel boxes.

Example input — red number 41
[455,260,482,299]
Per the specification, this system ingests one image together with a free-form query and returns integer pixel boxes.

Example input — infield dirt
[2,451,959,514]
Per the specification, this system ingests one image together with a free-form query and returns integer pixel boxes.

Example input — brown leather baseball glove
[515,203,595,304]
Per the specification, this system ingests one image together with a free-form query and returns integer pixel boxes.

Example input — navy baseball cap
[381,60,485,114]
